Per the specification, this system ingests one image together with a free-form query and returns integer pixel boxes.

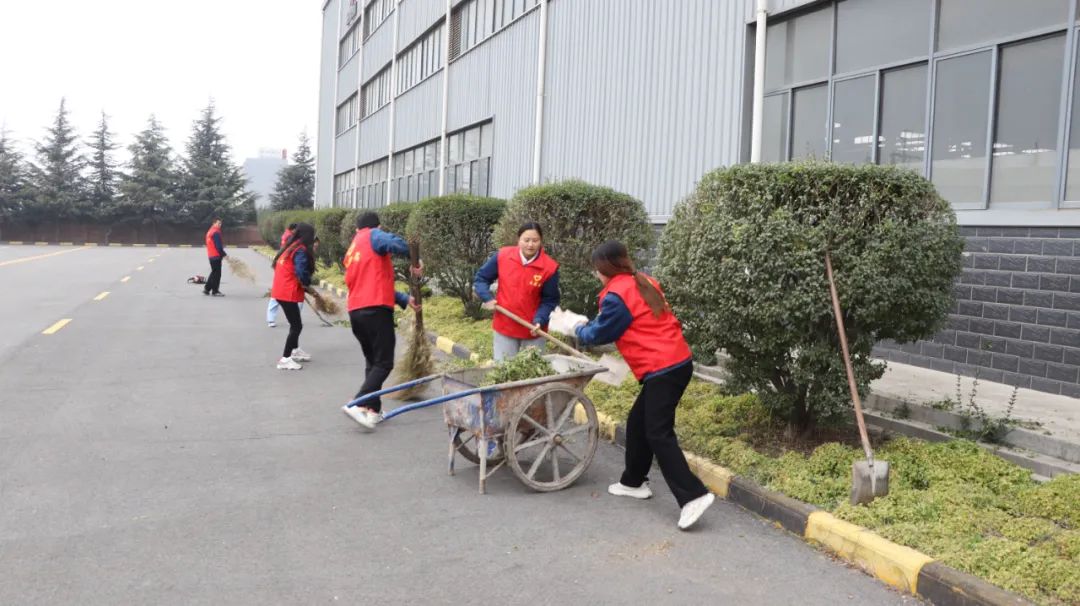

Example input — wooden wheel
[505,383,599,492]
[451,427,504,466]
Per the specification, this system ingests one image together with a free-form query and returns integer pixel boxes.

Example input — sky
[0,0,321,164]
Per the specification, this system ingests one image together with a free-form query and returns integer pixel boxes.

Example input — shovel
[493,304,629,386]
[825,250,889,506]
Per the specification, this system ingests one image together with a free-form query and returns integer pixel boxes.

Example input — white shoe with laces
[608,482,653,500]
[267,322,275,328]
[290,348,311,362]
[677,493,716,530]
[342,405,377,430]
[277,357,302,370]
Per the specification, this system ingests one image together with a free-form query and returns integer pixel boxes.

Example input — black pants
[350,307,396,412]
[621,361,708,507]
[279,300,302,358]
[205,257,223,294]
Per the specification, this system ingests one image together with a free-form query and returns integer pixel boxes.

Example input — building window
[398,24,444,94]
[358,158,389,208]
[937,0,1069,52]
[764,5,831,90]
[449,0,540,60]
[878,64,927,172]
[831,76,876,165]
[391,140,440,202]
[761,93,789,163]
[363,0,394,39]
[445,122,493,196]
[360,65,393,119]
[334,170,357,208]
[339,22,361,68]
[791,84,828,160]
[930,52,992,207]
[336,94,359,135]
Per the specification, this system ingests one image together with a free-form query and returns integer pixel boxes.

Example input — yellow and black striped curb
[0,240,255,248]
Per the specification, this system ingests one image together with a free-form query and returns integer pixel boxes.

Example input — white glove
[548,307,589,336]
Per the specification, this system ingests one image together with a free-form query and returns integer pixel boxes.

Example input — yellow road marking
[148,259,155,263]
[94,291,110,301]
[0,246,85,268]
[42,319,72,335]
[120,276,131,283]
[136,266,144,271]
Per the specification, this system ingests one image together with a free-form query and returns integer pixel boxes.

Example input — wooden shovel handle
[825,250,874,463]
[492,304,592,361]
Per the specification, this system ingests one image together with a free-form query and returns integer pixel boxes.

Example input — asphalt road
[0,245,920,605]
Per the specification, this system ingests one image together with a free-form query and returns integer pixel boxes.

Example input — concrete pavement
[0,245,919,605]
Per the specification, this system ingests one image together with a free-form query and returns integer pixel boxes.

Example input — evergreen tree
[28,98,86,225]
[117,116,177,229]
[269,132,315,211]
[177,102,256,226]
[86,112,120,222]
[0,130,31,234]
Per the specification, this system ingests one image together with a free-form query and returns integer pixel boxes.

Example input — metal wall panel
[317,0,342,207]
[541,0,748,220]
[336,54,361,105]
[362,14,396,81]
[447,12,541,200]
[398,0,445,50]
[746,0,822,21]
[334,128,359,173]
[357,107,392,165]
[394,71,445,151]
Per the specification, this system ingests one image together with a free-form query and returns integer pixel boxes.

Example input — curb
[0,240,251,248]
[414,329,1034,606]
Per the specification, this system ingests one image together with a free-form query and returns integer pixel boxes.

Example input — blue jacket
[370,228,411,309]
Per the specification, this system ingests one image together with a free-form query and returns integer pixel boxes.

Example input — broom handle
[493,304,592,361]
[408,240,423,333]
[825,250,874,464]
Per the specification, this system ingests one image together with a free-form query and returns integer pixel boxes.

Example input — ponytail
[272,222,316,269]
[590,240,668,318]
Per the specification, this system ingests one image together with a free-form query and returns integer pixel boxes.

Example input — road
[0,245,919,605]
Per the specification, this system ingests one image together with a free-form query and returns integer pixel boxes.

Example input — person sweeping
[270,223,316,370]
[203,217,226,297]
[473,222,560,361]
[341,212,420,430]
[267,223,298,327]
[548,240,714,530]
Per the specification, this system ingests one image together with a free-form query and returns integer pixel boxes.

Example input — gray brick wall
[875,226,1080,398]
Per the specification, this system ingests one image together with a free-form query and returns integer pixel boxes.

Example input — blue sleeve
[212,232,225,257]
[575,293,633,346]
[533,268,560,326]
[394,291,410,309]
[293,248,311,286]
[472,253,499,302]
[370,228,410,258]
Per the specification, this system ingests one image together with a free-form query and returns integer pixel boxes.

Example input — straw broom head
[226,256,256,284]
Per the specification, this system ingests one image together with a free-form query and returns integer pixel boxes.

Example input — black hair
[356,212,381,230]
[272,222,317,273]
[517,222,543,239]
[287,223,298,231]
[591,240,668,318]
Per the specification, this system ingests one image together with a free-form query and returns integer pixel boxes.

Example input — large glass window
[990,34,1066,205]
[339,23,361,68]
[363,0,394,39]
[1066,45,1080,201]
[358,159,388,208]
[361,66,393,119]
[937,0,1069,51]
[765,6,832,90]
[762,94,789,162]
[391,140,441,203]
[450,0,540,60]
[791,84,828,160]
[398,25,444,94]
[879,64,928,173]
[831,76,876,164]
[835,0,931,74]
[445,122,493,196]
[931,51,993,207]
[335,94,358,135]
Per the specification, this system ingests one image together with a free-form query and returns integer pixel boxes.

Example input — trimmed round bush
[494,180,654,315]
[656,162,963,431]
[312,207,348,266]
[406,194,506,318]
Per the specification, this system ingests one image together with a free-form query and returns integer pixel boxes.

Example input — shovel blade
[594,354,630,386]
[850,460,890,506]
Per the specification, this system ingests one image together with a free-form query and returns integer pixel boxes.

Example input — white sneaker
[342,405,376,429]
[277,357,302,370]
[678,493,716,530]
[267,322,276,328]
[608,482,653,499]
[290,348,311,362]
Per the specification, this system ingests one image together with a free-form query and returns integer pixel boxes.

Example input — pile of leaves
[482,348,555,386]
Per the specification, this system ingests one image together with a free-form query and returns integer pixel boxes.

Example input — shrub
[312,207,348,266]
[494,180,655,315]
[656,162,963,432]
[406,194,506,318]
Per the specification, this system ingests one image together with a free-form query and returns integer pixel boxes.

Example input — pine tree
[269,132,315,211]
[28,98,86,225]
[0,129,31,236]
[117,116,177,232]
[86,112,120,222]
[177,102,256,227]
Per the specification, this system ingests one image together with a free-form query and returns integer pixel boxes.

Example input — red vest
[600,273,692,380]
[493,246,559,339]
[280,229,292,248]
[345,228,396,311]
[205,226,222,258]
[271,243,308,303]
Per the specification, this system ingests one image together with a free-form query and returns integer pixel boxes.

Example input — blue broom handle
[344,373,443,408]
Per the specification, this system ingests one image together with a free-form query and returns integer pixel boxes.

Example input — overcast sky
[0,0,321,164]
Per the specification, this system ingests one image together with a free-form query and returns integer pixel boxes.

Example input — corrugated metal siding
[334,128,358,173]
[336,55,360,105]
[447,12,540,199]
[357,108,391,165]
[394,72,445,150]
[542,0,747,220]
[747,0,825,21]
[398,0,444,50]
[317,0,341,207]
[362,16,396,81]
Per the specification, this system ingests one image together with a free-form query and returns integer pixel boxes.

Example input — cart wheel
[505,383,598,492]
[452,427,504,466]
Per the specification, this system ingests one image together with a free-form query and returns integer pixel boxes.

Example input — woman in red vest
[551,240,714,530]
[473,222,561,360]
[267,223,298,327]
[270,223,316,370]
[341,212,420,429]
